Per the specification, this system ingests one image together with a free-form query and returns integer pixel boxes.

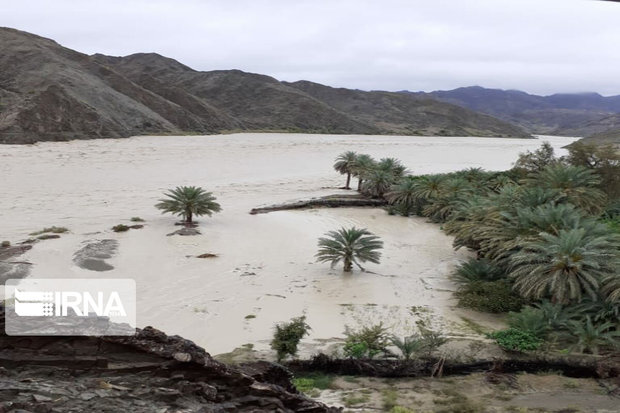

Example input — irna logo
[5,278,136,336]
[14,289,127,317]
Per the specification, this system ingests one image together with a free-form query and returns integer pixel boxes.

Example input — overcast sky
[3,0,620,95]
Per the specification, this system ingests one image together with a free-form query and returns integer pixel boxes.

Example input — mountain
[0,27,529,144]
[411,86,620,137]
[284,81,529,137]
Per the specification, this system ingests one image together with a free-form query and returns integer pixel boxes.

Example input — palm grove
[332,143,620,354]
[151,142,619,356]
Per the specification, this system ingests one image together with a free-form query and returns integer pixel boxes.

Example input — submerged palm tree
[377,157,407,178]
[385,176,418,213]
[333,151,358,189]
[155,186,222,223]
[316,227,383,272]
[351,154,376,191]
[362,169,397,198]
[509,228,620,303]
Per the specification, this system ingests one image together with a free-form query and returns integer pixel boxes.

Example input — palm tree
[155,186,222,224]
[333,151,358,189]
[361,169,396,198]
[390,334,424,361]
[377,157,407,178]
[410,174,446,203]
[452,257,503,285]
[351,154,376,191]
[316,227,383,272]
[385,176,418,214]
[523,164,607,214]
[601,273,620,302]
[566,317,619,355]
[508,228,620,303]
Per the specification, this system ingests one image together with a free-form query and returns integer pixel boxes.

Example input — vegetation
[270,316,311,362]
[343,323,391,359]
[488,329,543,352]
[112,224,130,232]
[155,186,221,224]
[316,227,383,272]
[29,226,68,236]
[333,151,358,189]
[1,241,10,248]
[130,217,145,222]
[329,141,620,355]
[455,280,524,313]
[292,373,334,394]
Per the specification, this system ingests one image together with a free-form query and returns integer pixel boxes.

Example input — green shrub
[270,316,310,362]
[130,217,145,222]
[343,323,391,359]
[1,240,10,248]
[419,326,448,356]
[507,307,550,339]
[489,328,542,352]
[564,316,619,355]
[455,280,524,313]
[112,224,130,232]
[390,334,424,360]
[453,257,503,285]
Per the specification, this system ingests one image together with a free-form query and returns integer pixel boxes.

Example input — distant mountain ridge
[0,27,529,144]
[408,86,620,142]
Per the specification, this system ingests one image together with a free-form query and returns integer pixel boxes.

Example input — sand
[0,133,578,355]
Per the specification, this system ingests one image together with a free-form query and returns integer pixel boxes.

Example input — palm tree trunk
[344,256,353,272]
[357,178,363,192]
[185,209,193,223]
[345,173,351,189]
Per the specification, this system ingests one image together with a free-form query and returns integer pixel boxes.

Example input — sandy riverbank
[0,133,578,355]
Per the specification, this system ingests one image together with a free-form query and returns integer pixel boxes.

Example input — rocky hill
[0,27,529,144]
[412,86,620,137]
[284,81,529,137]
[0,306,338,412]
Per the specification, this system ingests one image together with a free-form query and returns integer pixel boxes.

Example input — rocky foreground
[0,308,339,412]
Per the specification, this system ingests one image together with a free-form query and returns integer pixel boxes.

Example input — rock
[173,352,191,362]
[31,395,52,402]
[0,305,339,412]
[196,253,217,258]
[79,392,97,401]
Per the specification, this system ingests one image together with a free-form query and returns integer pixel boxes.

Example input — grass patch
[244,314,256,320]
[460,316,489,335]
[112,224,130,232]
[130,217,145,222]
[37,234,60,240]
[455,280,524,313]
[29,226,68,236]
[433,388,482,413]
[292,373,335,393]
[389,407,415,413]
[1,241,10,248]
[382,388,399,410]
[342,376,360,384]
[342,393,370,407]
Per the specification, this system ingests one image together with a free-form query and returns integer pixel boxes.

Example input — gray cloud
[3,0,620,95]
